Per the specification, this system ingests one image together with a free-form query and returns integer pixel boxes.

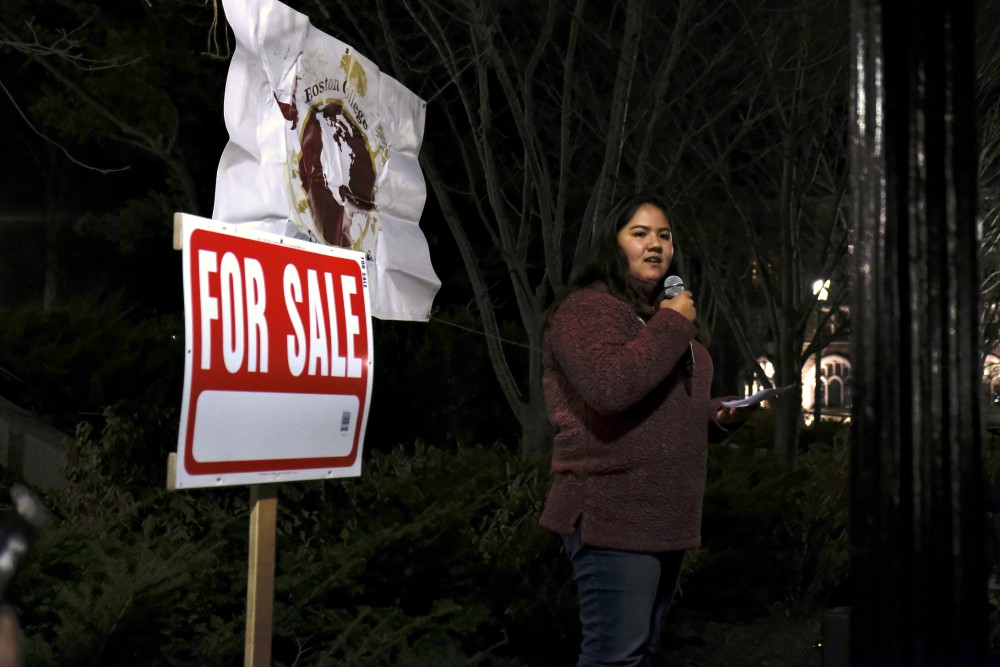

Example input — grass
[659,604,824,667]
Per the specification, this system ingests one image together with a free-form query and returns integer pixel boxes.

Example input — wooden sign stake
[245,484,277,667]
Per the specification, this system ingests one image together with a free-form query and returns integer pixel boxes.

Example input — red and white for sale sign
[172,213,372,488]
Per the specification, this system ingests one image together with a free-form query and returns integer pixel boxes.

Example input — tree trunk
[772,336,802,464]
[519,388,553,459]
[43,216,59,312]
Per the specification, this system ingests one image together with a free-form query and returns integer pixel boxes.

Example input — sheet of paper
[721,384,798,408]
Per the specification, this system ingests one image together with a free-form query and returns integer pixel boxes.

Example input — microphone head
[663,275,685,299]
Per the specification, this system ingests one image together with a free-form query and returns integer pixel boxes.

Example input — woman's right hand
[660,290,697,321]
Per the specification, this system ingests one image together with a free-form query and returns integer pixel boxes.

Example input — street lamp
[812,279,830,430]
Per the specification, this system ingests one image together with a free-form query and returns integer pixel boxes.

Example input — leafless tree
[1,1,222,309]
[306,0,773,454]
[681,1,852,463]
[3,0,861,456]
[0,2,214,213]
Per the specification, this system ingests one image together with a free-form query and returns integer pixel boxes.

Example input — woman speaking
[539,193,752,666]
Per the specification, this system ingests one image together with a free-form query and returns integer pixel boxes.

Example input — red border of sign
[175,215,371,483]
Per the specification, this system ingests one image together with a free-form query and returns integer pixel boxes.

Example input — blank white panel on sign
[192,390,358,461]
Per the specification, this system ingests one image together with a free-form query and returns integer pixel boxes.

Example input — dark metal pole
[849,0,987,665]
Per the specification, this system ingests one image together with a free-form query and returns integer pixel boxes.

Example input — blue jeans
[562,525,685,667]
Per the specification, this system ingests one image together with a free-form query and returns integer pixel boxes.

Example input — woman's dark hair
[544,193,687,326]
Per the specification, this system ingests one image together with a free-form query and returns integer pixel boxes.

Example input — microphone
[661,275,694,377]
[663,275,685,299]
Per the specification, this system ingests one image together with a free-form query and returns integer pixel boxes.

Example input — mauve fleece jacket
[538,280,729,552]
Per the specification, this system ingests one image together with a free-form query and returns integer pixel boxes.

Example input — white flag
[214,0,440,321]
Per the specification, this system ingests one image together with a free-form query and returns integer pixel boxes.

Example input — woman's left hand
[717,404,757,426]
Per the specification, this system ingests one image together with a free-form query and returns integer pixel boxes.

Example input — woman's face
[616,203,674,282]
